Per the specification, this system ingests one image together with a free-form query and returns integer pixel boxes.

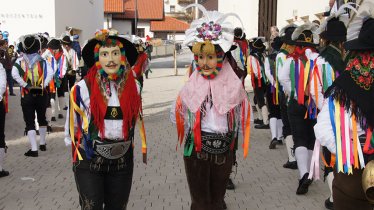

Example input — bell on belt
[362,160,374,203]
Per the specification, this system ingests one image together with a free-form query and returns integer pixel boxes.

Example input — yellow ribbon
[334,99,343,172]
[69,86,89,161]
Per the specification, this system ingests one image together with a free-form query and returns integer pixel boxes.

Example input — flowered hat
[183,4,243,53]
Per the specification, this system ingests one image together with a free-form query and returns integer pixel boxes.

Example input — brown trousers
[184,151,233,210]
[333,169,373,210]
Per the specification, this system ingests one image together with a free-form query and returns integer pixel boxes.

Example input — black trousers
[6,70,14,95]
[266,88,281,119]
[57,77,68,97]
[253,79,267,108]
[287,99,316,150]
[184,151,233,210]
[66,74,76,91]
[279,91,291,137]
[73,147,134,210]
[0,102,6,148]
[21,93,48,132]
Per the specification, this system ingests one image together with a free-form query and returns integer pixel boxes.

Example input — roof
[150,16,190,32]
[104,0,125,13]
[108,0,164,20]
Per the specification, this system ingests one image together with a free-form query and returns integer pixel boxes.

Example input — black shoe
[269,138,278,149]
[0,169,9,177]
[24,149,38,157]
[254,119,263,125]
[226,178,235,190]
[51,117,56,121]
[296,173,313,195]
[277,140,283,145]
[283,160,298,169]
[39,144,47,151]
[10,93,16,96]
[63,106,68,111]
[58,114,64,119]
[254,124,270,129]
[47,126,52,133]
[222,199,227,210]
[325,197,334,210]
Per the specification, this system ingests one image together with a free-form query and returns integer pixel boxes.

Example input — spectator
[0,40,15,96]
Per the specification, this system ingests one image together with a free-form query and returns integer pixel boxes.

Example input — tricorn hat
[61,35,72,46]
[345,18,374,50]
[48,39,62,50]
[280,24,297,45]
[271,36,283,51]
[318,3,357,42]
[292,22,319,47]
[82,29,138,68]
[21,35,41,54]
[249,37,266,53]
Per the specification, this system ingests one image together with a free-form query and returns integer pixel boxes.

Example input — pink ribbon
[308,139,320,180]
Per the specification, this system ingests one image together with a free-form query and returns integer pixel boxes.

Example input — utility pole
[134,0,138,34]
[173,32,178,76]
[195,0,199,19]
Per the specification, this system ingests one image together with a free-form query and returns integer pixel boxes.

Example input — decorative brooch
[196,21,222,41]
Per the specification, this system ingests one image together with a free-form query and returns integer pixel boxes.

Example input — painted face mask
[194,51,223,80]
[98,45,122,75]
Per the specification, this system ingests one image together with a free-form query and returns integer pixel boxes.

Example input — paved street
[0,67,329,210]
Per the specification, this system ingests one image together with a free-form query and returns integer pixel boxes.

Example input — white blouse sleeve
[264,57,274,86]
[0,64,7,101]
[314,101,336,154]
[12,58,28,88]
[278,58,292,96]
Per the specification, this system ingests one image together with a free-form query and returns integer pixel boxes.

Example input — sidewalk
[0,68,329,210]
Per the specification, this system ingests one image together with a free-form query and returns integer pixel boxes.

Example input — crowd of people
[0,1,373,210]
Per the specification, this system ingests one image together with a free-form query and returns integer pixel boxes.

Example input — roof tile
[150,16,190,32]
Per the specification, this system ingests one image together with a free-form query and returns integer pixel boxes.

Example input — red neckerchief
[51,49,63,60]
[287,46,316,62]
[234,39,248,57]
[86,66,141,140]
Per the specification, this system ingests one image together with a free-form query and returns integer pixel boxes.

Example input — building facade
[0,0,104,44]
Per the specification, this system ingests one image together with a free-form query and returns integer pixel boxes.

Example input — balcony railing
[178,0,194,4]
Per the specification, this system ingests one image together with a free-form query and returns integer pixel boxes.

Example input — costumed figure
[265,36,284,149]
[308,4,355,209]
[64,29,147,210]
[37,33,53,133]
[278,22,320,195]
[12,34,53,157]
[144,41,153,79]
[224,27,248,192]
[61,35,79,111]
[231,27,248,84]
[48,39,67,122]
[314,1,374,209]
[0,63,8,177]
[247,37,270,129]
[276,24,298,170]
[170,4,252,210]
[132,37,149,89]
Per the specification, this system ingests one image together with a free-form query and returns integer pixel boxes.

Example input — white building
[0,0,104,45]
[202,0,328,38]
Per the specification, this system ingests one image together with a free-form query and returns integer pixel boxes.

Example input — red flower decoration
[358,76,365,83]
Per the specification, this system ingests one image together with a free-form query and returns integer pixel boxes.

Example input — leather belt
[93,139,131,160]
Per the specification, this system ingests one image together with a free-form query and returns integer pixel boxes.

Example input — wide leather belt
[201,131,233,155]
[93,139,131,160]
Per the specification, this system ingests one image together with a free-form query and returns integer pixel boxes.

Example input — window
[136,28,145,38]
[170,5,175,13]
